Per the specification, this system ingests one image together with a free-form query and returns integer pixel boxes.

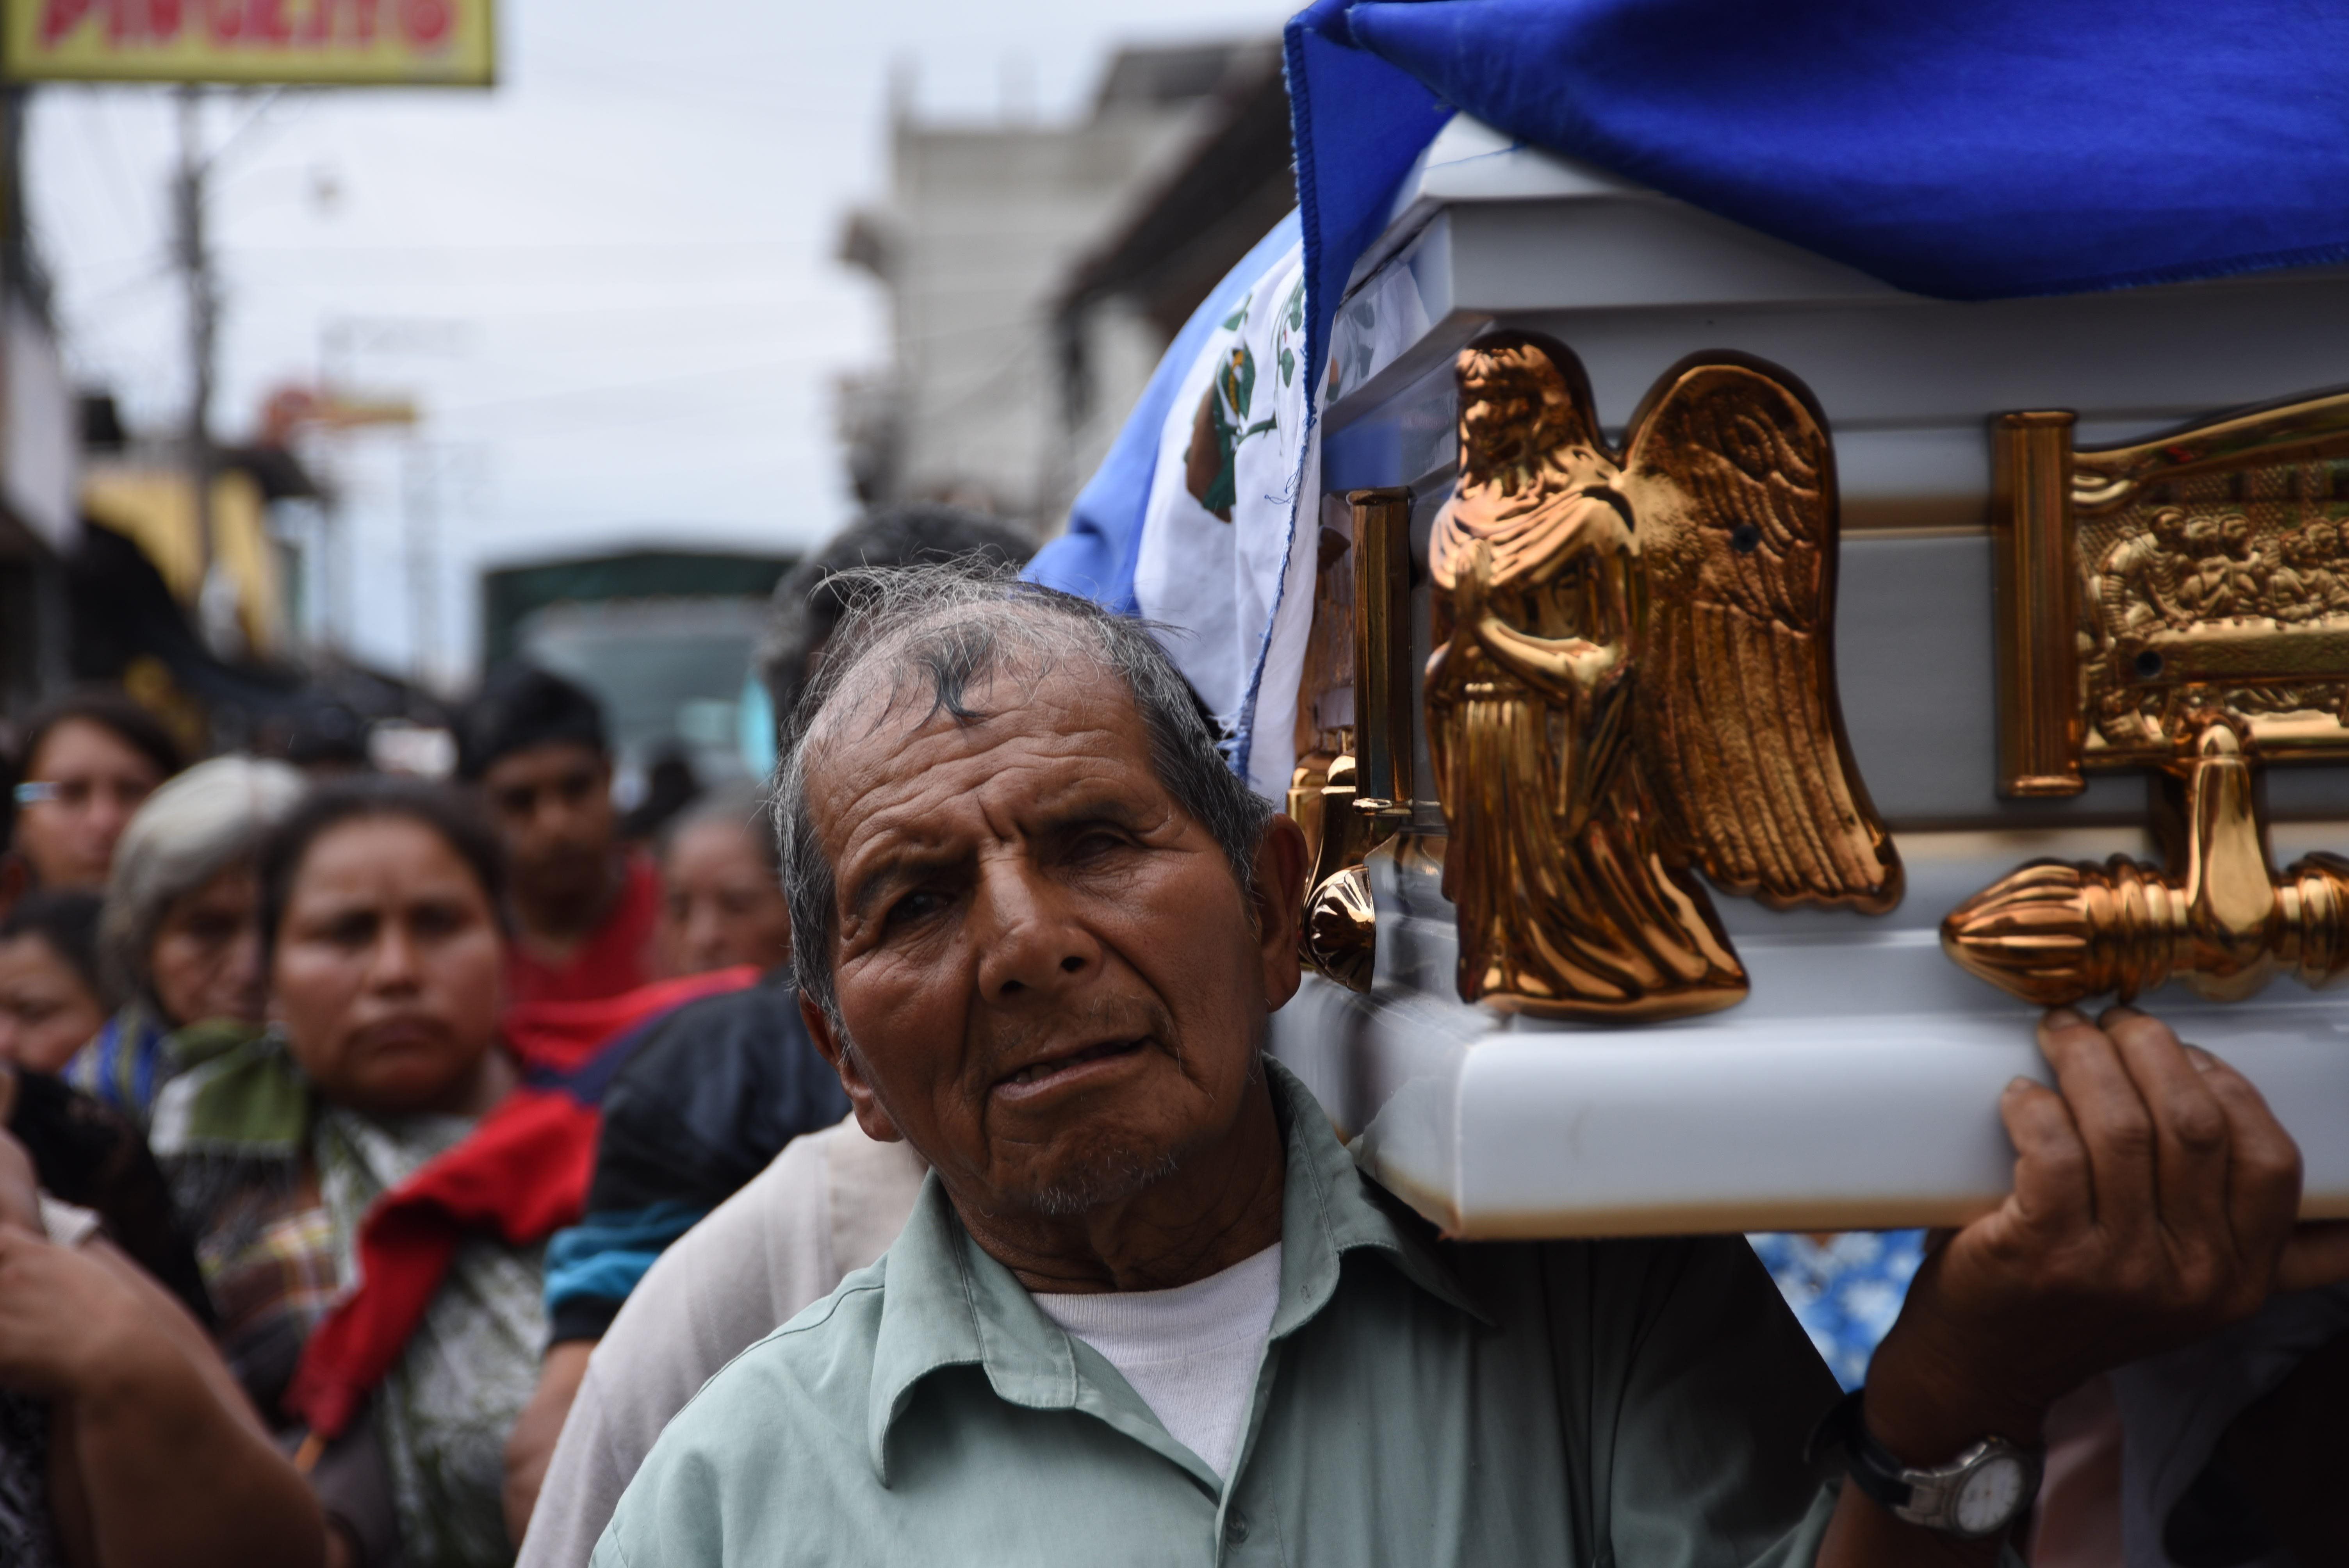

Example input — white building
[837,41,1291,535]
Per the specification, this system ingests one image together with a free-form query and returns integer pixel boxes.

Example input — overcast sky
[27,0,1298,684]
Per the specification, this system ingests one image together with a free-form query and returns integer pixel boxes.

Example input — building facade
[0,98,79,724]
[837,41,1295,536]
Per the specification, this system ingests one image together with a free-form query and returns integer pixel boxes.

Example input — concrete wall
[859,107,1194,529]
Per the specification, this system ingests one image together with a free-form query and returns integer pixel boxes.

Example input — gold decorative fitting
[1301,864,1377,992]
[1944,721,2349,1004]
[1959,388,2349,1006]
[1992,390,2349,793]
[1424,333,1902,1021]
[1291,487,1416,991]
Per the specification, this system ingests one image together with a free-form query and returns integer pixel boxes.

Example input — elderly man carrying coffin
[597,564,2347,1568]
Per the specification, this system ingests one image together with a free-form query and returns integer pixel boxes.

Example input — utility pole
[403,440,440,688]
[317,319,357,655]
[172,84,218,589]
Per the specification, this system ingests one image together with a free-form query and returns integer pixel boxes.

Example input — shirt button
[1225,1511,1250,1545]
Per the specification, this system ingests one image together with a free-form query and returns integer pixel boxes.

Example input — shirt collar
[864,1057,1490,1482]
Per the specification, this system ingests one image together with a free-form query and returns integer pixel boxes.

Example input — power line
[462,386,825,443]
[431,353,836,420]
[229,236,814,260]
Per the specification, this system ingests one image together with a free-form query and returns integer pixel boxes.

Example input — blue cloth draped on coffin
[1287,0,2349,419]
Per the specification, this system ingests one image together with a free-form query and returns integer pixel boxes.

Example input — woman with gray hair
[64,756,307,1126]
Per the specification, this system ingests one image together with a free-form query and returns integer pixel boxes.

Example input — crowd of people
[0,497,2336,1568]
[0,506,1026,1567]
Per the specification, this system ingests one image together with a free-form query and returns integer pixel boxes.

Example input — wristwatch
[1808,1388,2044,1539]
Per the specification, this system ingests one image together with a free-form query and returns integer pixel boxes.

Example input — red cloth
[503,852,664,1007]
[283,965,757,1441]
[501,967,759,1075]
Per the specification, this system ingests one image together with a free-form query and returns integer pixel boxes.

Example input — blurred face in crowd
[12,720,166,891]
[479,741,617,913]
[660,816,791,975]
[800,654,1305,1224]
[149,864,266,1029]
[272,814,508,1118]
[0,933,105,1073]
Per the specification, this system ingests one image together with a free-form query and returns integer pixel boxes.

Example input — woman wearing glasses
[5,692,183,898]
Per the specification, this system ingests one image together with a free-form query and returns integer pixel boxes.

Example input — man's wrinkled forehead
[799,625,1126,811]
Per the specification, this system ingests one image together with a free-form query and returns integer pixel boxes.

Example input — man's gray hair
[770,559,1273,1028]
[756,505,1035,733]
[101,755,307,1016]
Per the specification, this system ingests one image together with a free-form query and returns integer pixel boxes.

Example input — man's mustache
[977,992,1179,1079]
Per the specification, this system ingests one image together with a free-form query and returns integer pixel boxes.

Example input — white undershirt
[1032,1242,1283,1480]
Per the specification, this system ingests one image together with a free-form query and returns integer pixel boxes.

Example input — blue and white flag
[1031,227,1321,802]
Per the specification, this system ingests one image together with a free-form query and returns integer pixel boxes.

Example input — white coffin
[1273,117,2349,1237]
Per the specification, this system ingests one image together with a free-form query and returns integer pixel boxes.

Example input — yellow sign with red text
[4,0,494,85]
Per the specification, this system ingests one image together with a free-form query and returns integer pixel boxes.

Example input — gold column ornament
[1424,333,1902,1021]
[1945,721,2349,1003]
[1955,388,2349,1005]
[1348,487,1416,818]
[1287,496,1358,874]
[1992,413,2087,796]
[1292,487,1417,991]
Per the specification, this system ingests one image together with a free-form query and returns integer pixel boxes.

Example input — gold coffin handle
[1943,721,2349,1005]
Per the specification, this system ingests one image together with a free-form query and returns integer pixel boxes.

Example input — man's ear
[1249,814,1310,1010]
[798,988,904,1144]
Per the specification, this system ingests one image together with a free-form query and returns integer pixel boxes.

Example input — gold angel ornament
[1426,334,1902,1021]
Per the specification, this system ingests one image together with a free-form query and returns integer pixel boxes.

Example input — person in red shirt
[458,667,659,1006]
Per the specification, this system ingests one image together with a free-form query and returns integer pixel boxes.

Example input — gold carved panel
[1993,392,2349,792]
[1950,390,2349,1006]
[1424,333,1902,1022]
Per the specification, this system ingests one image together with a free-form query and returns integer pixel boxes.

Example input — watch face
[1953,1455,2027,1535]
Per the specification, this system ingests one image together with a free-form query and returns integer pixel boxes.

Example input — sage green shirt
[594,1062,1845,1568]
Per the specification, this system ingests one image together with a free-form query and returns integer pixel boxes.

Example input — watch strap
[1807,1386,2044,1539]
[1807,1388,1905,1507]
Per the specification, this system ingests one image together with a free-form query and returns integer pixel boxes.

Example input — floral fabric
[1745,1229,1926,1390]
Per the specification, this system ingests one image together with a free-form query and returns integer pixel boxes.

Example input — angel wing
[1617,357,1902,912]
